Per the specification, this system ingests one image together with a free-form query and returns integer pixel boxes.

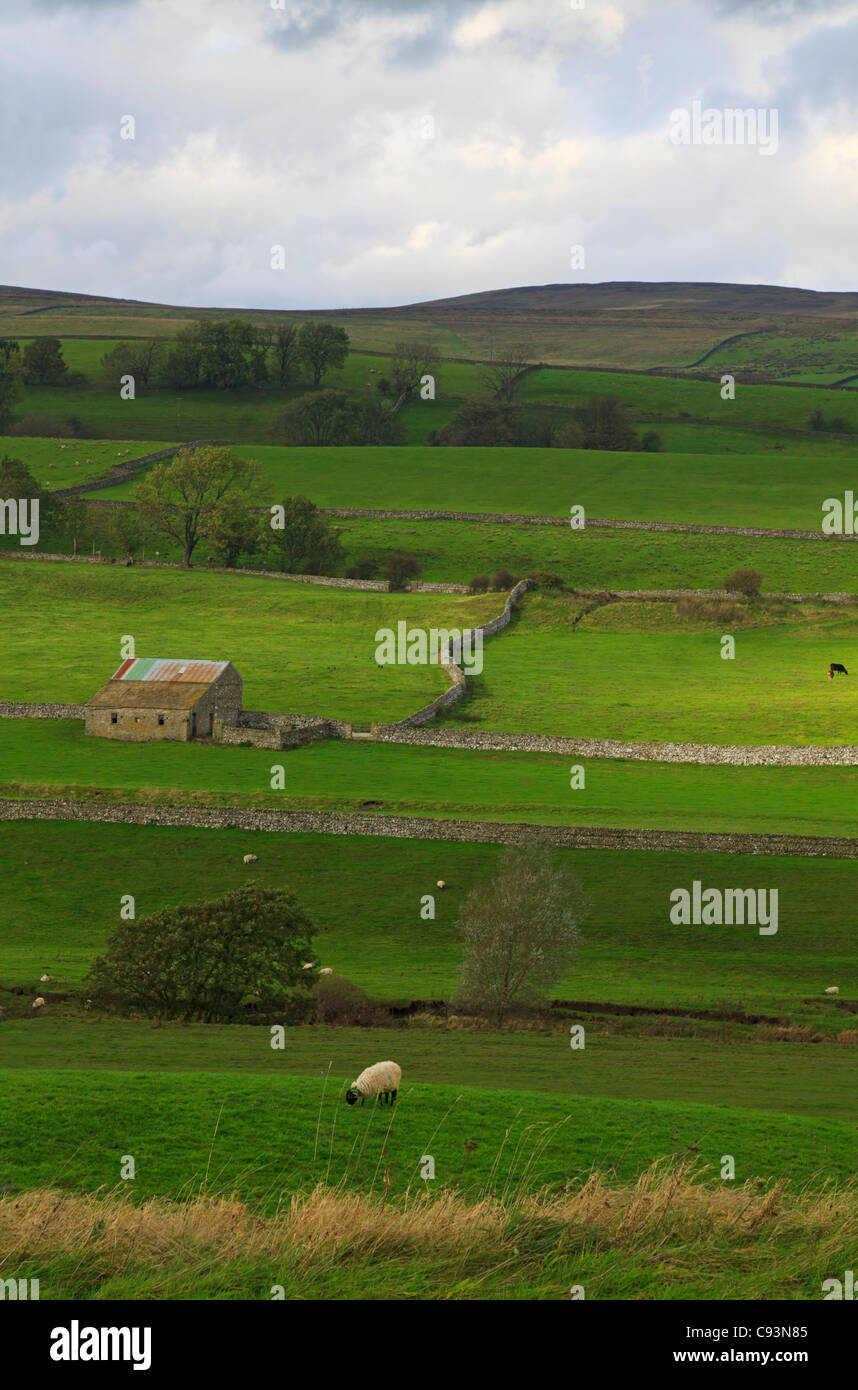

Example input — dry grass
[3,1159,857,1283]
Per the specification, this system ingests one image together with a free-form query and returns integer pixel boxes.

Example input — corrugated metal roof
[110,658,230,684]
[88,681,212,710]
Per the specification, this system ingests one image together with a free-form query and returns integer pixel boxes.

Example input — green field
[0,435,167,490]
[83,442,856,531]
[451,593,858,746]
[6,721,858,842]
[2,821,856,1024]
[336,516,858,593]
[0,562,498,721]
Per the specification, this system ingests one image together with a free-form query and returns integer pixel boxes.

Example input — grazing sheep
[825,986,840,995]
[436,879,446,890]
[319,967,333,976]
[32,997,45,1010]
[346,1060,401,1107]
[242,853,258,864]
[40,974,50,983]
[302,962,315,970]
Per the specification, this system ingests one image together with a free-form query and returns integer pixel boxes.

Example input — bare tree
[479,342,533,402]
[389,340,441,400]
[453,840,584,1026]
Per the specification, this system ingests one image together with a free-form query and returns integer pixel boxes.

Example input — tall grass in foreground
[2,1161,856,1300]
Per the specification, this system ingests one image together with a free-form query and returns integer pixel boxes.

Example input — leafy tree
[453,841,584,1026]
[21,337,67,386]
[107,505,147,562]
[297,321,350,388]
[436,399,522,446]
[267,494,343,574]
[384,551,420,590]
[723,566,762,598]
[61,495,93,557]
[641,430,663,452]
[808,407,826,432]
[0,454,61,533]
[134,446,262,567]
[99,340,165,392]
[389,340,440,400]
[86,884,317,1023]
[248,326,273,385]
[272,322,301,388]
[571,396,640,451]
[478,343,532,403]
[552,417,586,448]
[275,389,355,446]
[275,390,403,446]
[0,340,21,432]
[207,504,265,569]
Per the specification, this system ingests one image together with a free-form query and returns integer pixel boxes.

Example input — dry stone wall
[2,797,856,859]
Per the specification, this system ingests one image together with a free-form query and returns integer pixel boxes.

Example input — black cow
[830,663,848,676]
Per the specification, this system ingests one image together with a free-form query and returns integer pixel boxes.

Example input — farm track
[3,797,858,857]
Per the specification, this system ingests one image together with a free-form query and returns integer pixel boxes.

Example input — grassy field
[0,435,168,492]
[449,592,858,746]
[83,443,858,531]
[335,516,858,593]
[5,1161,855,1300]
[2,820,856,1024]
[0,562,498,721]
[7,720,858,842]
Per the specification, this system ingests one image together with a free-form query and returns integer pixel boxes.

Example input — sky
[1,0,858,308]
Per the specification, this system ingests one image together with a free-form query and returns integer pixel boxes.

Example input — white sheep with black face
[346,1061,401,1107]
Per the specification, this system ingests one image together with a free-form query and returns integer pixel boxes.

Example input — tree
[107,505,146,562]
[21,337,67,386]
[453,840,584,1025]
[0,454,61,533]
[552,417,586,448]
[248,326,273,385]
[85,884,317,1023]
[274,390,404,446]
[272,322,301,388]
[134,446,262,567]
[383,551,420,590]
[207,504,265,568]
[61,496,92,557]
[0,339,21,432]
[436,399,522,446]
[478,343,532,403]
[275,390,355,446]
[571,396,640,450]
[266,495,343,575]
[297,321,350,388]
[723,566,762,598]
[389,340,440,401]
[99,340,165,392]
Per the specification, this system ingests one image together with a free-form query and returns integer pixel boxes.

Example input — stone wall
[2,796,856,859]
[0,701,86,718]
[56,442,234,498]
[370,726,858,765]
[374,578,535,730]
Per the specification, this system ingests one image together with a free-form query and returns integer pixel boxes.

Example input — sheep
[319,967,333,976]
[32,997,45,1010]
[40,974,50,983]
[242,853,258,864]
[825,986,840,996]
[436,880,446,890]
[302,962,315,970]
[346,1060,401,1107]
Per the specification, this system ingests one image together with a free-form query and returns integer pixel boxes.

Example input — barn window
[158,715,165,726]
[110,713,118,724]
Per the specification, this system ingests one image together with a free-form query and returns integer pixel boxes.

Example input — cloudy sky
[1,0,857,308]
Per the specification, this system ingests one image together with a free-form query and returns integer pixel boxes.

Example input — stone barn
[85,658,242,743]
